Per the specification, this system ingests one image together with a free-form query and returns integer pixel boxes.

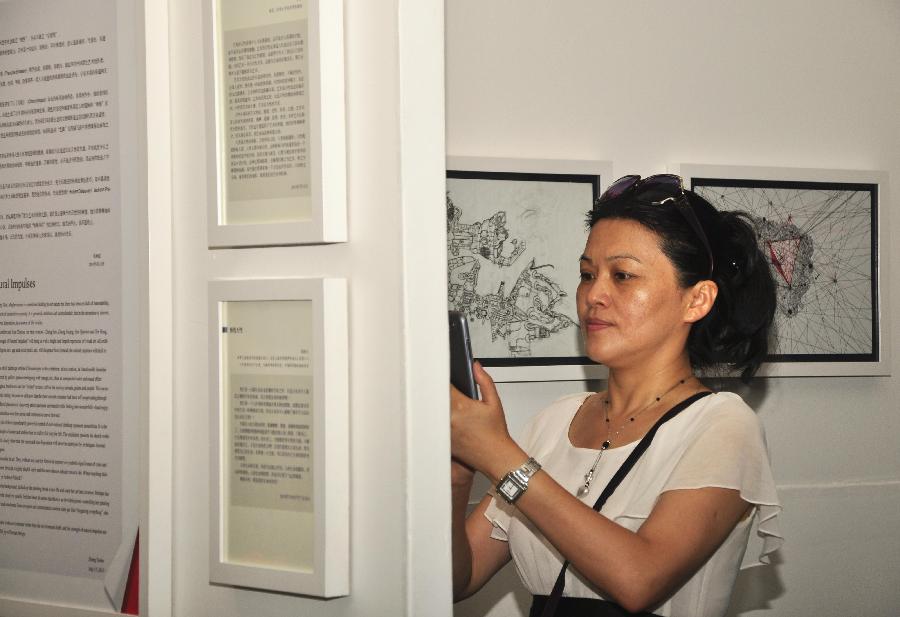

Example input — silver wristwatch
[496,457,542,504]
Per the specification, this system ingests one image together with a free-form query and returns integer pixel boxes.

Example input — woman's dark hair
[587,188,776,382]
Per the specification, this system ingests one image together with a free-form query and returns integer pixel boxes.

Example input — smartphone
[449,310,478,399]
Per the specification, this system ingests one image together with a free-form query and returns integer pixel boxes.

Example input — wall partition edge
[398,0,453,615]
[142,0,174,614]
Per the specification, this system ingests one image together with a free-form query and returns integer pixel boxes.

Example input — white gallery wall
[447,2,900,617]
[168,1,450,616]
[159,1,900,616]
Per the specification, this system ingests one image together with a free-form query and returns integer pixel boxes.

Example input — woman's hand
[450,362,522,481]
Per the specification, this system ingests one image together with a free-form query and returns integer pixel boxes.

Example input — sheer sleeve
[483,490,515,541]
[661,396,783,566]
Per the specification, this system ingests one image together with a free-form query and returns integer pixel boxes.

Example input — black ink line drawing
[446,170,600,365]
[693,178,878,362]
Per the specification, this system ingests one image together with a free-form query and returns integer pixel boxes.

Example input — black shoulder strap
[589,390,712,513]
[539,391,713,617]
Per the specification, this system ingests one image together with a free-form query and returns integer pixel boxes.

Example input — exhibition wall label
[0,0,140,611]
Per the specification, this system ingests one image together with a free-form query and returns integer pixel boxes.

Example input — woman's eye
[613,271,634,281]
[579,271,593,282]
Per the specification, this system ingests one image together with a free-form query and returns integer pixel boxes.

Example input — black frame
[691,177,879,363]
[446,169,602,367]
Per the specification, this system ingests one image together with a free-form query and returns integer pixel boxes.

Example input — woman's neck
[604,358,697,418]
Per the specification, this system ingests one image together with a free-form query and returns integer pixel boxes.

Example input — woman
[450,175,782,617]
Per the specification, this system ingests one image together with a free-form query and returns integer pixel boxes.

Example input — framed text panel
[206,0,346,247]
[208,278,348,596]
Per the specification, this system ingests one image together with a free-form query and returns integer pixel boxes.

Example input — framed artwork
[205,0,346,247]
[677,164,891,377]
[446,157,612,382]
[208,278,348,596]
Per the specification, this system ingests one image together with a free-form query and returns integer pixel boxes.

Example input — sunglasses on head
[596,174,715,278]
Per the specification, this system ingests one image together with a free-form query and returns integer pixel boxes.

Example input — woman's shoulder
[696,391,764,429]
[669,390,767,449]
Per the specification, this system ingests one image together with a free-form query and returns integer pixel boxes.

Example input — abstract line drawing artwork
[691,178,878,362]
[446,170,600,366]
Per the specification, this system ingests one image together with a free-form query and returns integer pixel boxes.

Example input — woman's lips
[583,318,612,332]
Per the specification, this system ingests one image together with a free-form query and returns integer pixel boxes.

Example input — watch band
[496,457,542,504]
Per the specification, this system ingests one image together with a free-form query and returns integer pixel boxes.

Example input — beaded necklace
[576,376,692,498]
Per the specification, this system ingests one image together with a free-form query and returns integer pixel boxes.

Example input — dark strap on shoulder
[538,391,713,617]
[588,391,712,514]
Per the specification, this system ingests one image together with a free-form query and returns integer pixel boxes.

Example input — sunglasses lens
[632,175,684,204]
[599,175,640,202]
[645,174,682,188]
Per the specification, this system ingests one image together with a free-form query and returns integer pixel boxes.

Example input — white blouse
[484,391,782,617]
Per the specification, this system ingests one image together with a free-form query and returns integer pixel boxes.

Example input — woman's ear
[684,280,718,323]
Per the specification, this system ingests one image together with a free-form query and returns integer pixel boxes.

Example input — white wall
[447,2,900,616]
[168,1,450,616]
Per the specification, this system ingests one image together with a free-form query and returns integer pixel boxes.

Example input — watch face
[498,478,520,501]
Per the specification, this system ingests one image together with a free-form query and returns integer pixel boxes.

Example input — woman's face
[576,218,694,370]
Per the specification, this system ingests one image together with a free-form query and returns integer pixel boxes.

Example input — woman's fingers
[450,383,463,405]
[450,364,512,474]
[472,361,500,407]
[449,384,477,462]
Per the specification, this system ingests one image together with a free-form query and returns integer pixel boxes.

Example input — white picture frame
[208,278,348,597]
[675,163,891,377]
[446,156,613,383]
[205,0,346,247]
